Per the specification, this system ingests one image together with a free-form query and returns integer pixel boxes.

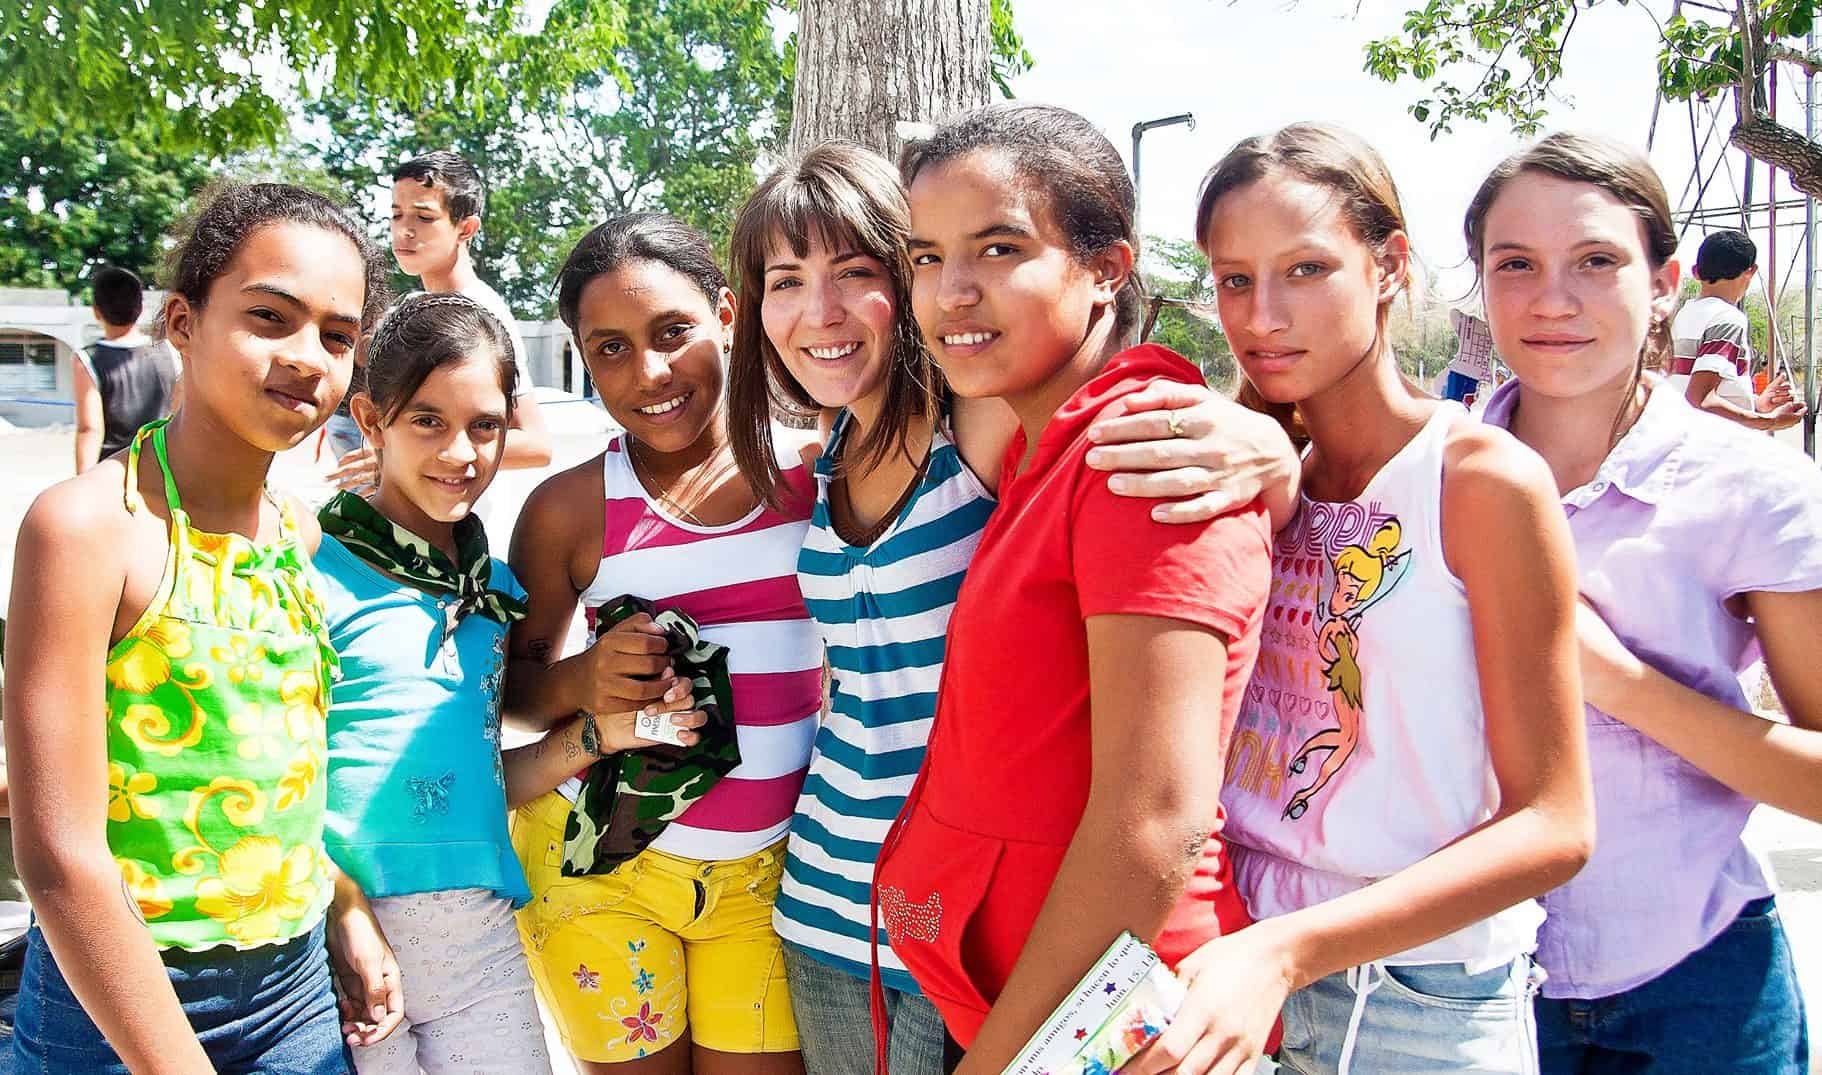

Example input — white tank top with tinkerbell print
[1222,405,1544,969]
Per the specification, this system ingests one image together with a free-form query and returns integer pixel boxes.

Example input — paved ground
[4,421,1821,1070]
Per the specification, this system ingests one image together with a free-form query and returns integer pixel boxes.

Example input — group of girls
[3,98,1819,1075]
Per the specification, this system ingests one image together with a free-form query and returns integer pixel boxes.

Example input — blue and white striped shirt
[773,410,996,992]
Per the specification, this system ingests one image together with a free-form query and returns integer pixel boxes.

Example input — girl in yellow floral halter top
[109,417,339,950]
[2,183,397,1075]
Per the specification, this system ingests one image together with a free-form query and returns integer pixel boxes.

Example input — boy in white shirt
[329,150,554,489]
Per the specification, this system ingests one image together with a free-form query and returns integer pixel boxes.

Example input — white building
[0,287,110,428]
[0,276,602,436]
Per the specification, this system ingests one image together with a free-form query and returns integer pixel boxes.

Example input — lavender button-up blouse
[1482,377,1822,999]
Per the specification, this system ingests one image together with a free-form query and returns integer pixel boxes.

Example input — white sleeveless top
[1223,407,1543,969]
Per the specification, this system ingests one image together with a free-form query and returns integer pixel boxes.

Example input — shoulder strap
[148,420,183,514]
[820,410,854,478]
[122,422,151,515]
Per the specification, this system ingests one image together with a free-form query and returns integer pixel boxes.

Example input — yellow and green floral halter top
[104,419,337,950]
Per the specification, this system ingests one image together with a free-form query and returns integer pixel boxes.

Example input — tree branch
[1735,0,1764,124]
[1731,117,1822,196]
[1767,43,1822,78]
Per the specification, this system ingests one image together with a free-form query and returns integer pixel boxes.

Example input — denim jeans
[782,943,944,1075]
[10,921,351,1074]
[1277,955,1541,1075]
[1536,896,1808,1074]
[0,935,20,1075]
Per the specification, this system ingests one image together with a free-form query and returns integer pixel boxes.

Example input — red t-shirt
[873,344,1272,1045]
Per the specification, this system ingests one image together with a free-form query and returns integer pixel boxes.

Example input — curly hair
[159,180,391,331]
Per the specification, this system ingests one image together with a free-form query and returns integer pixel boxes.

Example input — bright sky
[1009,0,1818,305]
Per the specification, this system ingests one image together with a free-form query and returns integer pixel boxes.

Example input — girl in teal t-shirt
[317,292,553,1074]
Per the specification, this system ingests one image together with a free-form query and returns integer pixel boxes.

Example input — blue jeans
[1536,896,1808,1074]
[0,937,20,1075]
[10,921,350,1074]
[1277,955,1541,1074]
[782,943,944,1075]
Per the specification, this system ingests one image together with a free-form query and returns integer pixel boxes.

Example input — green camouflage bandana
[561,594,741,876]
[318,490,527,639]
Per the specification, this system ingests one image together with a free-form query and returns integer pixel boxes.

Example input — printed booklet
[1006,931,1187,1075]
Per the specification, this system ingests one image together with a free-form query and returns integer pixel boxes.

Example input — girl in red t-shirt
[870,103,1274,1073]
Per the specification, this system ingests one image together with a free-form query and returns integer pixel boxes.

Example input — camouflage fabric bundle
[560,595,740,876]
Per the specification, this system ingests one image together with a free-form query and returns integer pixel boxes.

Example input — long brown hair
[1463,132,1678,441]
[1192,123,1414,446]
[727,142,938,510]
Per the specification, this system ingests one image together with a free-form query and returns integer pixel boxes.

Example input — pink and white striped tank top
[556,431,823,862]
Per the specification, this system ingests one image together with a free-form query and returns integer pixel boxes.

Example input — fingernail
[1087,426,1106,443]
[1108,475,1132,493]
[1085,448,1108,467]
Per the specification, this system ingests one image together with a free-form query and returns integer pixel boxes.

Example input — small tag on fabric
[634,706,690,747]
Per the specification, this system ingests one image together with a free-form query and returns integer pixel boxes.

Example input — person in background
[1439,308,1495,409]
[74,266,178,474]
[329,149,554,492]
[1669,229,1804,431]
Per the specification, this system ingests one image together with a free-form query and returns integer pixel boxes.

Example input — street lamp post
[1131,112,1196,230]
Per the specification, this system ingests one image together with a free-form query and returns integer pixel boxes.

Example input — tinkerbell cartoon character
[1284,518,1410,820]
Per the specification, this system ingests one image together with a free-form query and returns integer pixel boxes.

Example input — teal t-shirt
[316,534,531,906]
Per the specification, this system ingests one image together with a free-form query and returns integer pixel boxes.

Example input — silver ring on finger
[1166,409,1187,437]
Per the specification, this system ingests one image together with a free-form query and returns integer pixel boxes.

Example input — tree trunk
[789,0,992,161]
[1730,118,1822,197]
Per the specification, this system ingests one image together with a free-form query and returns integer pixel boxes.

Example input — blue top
[316,534,532,906]
[773,410,996,992]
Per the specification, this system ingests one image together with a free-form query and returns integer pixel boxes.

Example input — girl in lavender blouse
[1467,132,1822,1074]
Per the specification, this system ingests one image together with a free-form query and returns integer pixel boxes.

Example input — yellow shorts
[511,791,799,1062]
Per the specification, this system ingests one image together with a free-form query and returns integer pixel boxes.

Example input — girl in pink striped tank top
[502,214,815,1075]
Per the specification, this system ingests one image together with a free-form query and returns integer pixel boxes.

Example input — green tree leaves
[0,0,1031,311]
[0,0,630,155]
[0,118,212,293]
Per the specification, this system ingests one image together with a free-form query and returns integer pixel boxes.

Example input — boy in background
[1670,229,1805,431]
[328,149,553,489]
[74,266,177,473]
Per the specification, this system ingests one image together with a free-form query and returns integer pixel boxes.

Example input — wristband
[579,711,609,758]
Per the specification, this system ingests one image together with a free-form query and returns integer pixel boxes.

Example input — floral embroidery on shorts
[632,968,654,995]
[622,1000,663,1044]
[572,964,601,991]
